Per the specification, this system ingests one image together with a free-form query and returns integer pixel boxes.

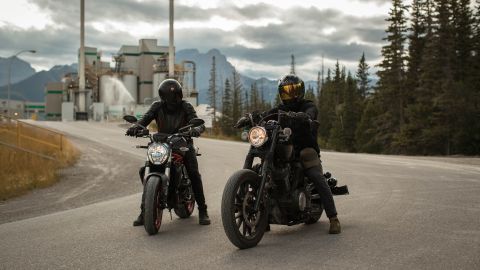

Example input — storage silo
[122,74,138,104]
[99,74,111,104]
[152,72,167,99]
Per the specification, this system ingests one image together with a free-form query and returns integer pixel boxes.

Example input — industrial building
[1,98,45,119]
[44,0,197,121]
[44,38,198,121]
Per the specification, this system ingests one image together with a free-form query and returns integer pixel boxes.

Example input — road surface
[1,121,479,269]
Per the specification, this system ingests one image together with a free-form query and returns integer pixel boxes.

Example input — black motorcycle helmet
[278,74,305,105]
[158,79,183,110]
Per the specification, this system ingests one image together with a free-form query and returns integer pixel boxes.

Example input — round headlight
[147,143,169,165]
[248,127,268,147]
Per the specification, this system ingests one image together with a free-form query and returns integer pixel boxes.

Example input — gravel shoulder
[0,135,143,224]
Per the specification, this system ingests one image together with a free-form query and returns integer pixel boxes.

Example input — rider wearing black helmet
[127,79,211,226]
[236,74,341,234]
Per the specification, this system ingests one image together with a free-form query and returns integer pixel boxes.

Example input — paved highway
[1,121,479,269]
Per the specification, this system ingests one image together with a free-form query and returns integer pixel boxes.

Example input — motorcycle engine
[291,189,307,212]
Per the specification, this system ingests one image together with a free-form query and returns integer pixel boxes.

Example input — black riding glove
[293,112,310,122]
[234,116,249,129]
[126,126,140,137]
[188,128,201,137]
[286,111,309,122]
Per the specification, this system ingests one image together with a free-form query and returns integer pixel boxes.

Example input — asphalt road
[1,121,479,270]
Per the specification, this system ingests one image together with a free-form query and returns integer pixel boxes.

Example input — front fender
[145,172,169,189]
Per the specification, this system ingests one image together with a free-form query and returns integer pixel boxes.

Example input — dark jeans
[139,147,207,212]
[304,164,338,219]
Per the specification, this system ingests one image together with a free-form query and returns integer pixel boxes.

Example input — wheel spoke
[234,202,242,210]
[236,217,243,228]
[242,222,247,236]
[235,212,243,219]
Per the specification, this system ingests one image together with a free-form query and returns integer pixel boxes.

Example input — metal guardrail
[0,115,65,160]
[0,141,56,160]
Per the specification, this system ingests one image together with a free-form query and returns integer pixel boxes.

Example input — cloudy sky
[0,0,399,80]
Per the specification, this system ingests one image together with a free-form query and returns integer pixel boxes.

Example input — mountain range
[176,49,317,105]
[0,56,36,86]
[0,62,77,102]
[0,49,317,104]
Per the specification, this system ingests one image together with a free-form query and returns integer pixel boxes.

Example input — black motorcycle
[124,115,205,235]
[221,112,349,249]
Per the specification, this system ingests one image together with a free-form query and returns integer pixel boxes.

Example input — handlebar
[237,111,319,129]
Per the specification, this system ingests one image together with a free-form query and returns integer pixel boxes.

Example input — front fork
[143,152,173,208]
[253,127,279,213]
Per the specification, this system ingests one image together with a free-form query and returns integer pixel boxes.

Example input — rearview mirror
[188,118,205,127]
[123,115,138,123]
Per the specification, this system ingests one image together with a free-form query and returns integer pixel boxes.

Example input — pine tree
[220,78,234,136]
[396,0,434,153]
[356,97,382,153]
[342,73,360,152]
[244,91,250,114]
[374,0,408,152]
[333,61,343,105]
[208,56,217,125]
[448,0,479,154]
[405,0,430,95]
[316,71,321,106]
[232,68,243,125]
[356,52,371,98]
[305,85,315,101]
[317,69,334,146]
[250,82,261,111]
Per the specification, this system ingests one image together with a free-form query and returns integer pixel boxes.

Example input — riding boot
[198,205,211,225]
[329,216,341,234]
[133,190,145,227]
[133,209,144,226]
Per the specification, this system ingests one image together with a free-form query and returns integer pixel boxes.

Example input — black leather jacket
[138,100,205,136]
[266,100,319,153]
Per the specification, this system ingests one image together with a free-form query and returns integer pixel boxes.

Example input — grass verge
[0,134,80,201]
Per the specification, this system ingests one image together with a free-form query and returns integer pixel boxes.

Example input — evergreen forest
[208,0,480,155]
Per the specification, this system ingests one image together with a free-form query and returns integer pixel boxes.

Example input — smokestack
[79,0,86,112]
[168,0,175,78]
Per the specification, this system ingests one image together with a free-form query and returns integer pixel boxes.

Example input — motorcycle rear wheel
[144,176,164,235]
[221,169,268,249]
[305,187,323,224]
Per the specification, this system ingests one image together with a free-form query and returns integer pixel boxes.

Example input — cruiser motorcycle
[221,112,349,249]
[124,115,204,235]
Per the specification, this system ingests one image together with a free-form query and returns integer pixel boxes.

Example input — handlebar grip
[136,145,148,149]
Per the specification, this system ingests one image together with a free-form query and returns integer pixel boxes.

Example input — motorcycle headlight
[248,127,268,147]
[147,143,169,165]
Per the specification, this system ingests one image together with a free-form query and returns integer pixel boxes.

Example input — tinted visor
[279,82,303,101]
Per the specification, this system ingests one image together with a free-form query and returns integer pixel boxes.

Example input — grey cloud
[356,0,391,4]
[29,0,278,25]
[224,6,386,63]
[6,0,388,77]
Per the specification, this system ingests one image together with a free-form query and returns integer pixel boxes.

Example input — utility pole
[168,0,175,78]
[78,0,86,113]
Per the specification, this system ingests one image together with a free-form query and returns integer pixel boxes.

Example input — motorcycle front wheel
[174,185,195,218]
[144,176,164,235]
[221,169,268,249]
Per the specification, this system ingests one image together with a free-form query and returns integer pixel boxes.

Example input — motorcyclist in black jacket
[126,79,211,226]
[236,74,341,234]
